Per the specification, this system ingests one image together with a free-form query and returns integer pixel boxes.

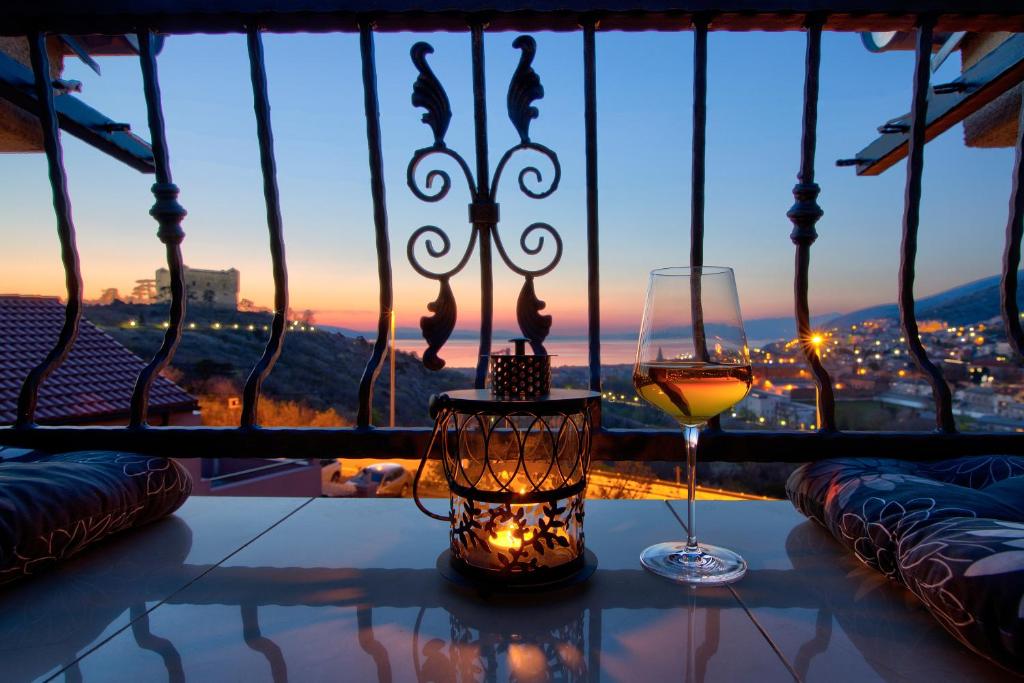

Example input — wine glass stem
[684,424,700,553]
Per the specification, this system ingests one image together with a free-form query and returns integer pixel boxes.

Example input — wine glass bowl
[633,266,752,585]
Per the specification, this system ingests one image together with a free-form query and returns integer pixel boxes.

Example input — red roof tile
[0,296,197,424]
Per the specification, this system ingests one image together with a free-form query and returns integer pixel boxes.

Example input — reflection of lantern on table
[413,600,591,682]
[414,340,599,588]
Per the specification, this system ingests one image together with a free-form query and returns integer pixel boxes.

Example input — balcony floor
[0,497,1012,682]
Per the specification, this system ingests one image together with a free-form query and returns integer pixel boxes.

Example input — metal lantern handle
[413,403,451,522]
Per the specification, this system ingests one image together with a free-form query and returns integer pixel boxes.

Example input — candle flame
[488,523,533,550]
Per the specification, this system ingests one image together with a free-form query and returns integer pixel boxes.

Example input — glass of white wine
[633,266,752,585]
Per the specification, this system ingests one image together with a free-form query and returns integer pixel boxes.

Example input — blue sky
[0,29,1014,336]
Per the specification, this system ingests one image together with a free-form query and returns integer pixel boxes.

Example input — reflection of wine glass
[633,266,752,584]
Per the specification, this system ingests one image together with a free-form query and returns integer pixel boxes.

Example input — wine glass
[633,266,752,584]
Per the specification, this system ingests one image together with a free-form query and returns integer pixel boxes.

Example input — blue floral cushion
[0,451,191,586]
[787,456,1024,673]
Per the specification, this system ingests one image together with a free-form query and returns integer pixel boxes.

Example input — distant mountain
[743,314,839,342]
[827,272,1023,328]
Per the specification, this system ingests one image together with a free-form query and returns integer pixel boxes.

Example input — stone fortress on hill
[155,266,239,310]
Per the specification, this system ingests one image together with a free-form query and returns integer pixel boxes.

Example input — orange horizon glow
[5,284,801,335]
[6,273,807,336]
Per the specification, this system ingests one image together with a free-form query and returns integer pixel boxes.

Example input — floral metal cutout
[450,494,585,575]
[406,35,562,371]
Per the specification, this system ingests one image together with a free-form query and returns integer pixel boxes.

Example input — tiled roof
[0,296,197,424]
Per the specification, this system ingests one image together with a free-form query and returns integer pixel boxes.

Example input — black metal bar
[2,425,1020,463]
[15,33,83,427]
[356,23,396,428]
[899,19,956,434]
[5,3,1024,36]
[241,26,289,428]
[471,22,494,390]
[690,18,708,274]
[689,17,717,428]
[605,428,1024,462]
[130,31,188,428]
[356,605,393,683]
[241,605,288,682]
[787,17,837,432]
[583,21,602,396]
[1001,92,1024,358]
[129,604,185,683]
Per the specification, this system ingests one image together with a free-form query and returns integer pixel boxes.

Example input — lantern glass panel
[445,413,587,496]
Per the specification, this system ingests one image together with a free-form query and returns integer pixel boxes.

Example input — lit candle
[488,522,534,550]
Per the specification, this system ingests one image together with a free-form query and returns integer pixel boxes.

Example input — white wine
[633,361,752,425]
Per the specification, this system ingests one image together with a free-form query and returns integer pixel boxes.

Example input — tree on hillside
[198,395,350,427]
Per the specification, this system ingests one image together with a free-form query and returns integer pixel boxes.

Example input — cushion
[0,451,191,586]
[787,456,1024,673]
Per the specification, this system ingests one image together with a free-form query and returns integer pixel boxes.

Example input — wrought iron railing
[2,2,1024,463]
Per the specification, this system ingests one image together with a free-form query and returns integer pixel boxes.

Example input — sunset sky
[0,30,1015,337]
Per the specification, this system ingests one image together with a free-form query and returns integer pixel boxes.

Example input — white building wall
[156,266,239,309]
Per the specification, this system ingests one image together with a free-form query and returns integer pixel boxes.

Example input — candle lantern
[414,340,600,588]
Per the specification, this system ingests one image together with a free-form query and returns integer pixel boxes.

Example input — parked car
[321,461,411,498]
[321,458,343,486]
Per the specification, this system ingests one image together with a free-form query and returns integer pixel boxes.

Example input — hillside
[88,302,470,426]
[828,271,1024,327]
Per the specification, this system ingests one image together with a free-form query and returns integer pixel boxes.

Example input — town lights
[414,339,599,588]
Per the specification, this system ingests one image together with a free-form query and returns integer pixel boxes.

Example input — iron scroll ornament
[407,35,562,370]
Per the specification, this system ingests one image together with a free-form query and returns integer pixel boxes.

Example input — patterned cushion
[787,456,1024,674]
[0,451,191,586]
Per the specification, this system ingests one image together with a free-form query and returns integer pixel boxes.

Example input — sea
[391,336,779,369]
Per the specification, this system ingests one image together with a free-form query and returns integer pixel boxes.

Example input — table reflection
[1,514,987,682]
[412,601,590,682]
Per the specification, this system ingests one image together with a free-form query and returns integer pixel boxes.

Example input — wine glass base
[640,542,747,585]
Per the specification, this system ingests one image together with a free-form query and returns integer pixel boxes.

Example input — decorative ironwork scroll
[406,34,562,375]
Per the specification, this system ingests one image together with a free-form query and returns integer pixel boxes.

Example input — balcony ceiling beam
[0,50,155,173]
[2,2,1024,35]
[847,32,1024,176]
